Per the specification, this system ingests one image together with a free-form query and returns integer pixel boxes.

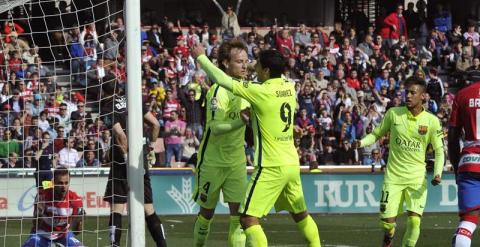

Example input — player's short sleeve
[448,94,461,127]
[209,85,229,121]
[430,116,445,150]
[231,79,264,105]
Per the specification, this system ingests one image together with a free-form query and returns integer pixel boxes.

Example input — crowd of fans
[0,1,479,170]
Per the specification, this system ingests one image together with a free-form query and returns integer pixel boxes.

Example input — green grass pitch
[1,213,477,246]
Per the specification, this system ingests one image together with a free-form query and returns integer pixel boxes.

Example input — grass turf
[0,213,476,246]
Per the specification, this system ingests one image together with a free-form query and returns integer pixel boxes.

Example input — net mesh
[0,0,127,246]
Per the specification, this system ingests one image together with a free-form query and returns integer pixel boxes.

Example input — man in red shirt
[379,4,408,46]
[22,167,84,247]
[276,28,294,57]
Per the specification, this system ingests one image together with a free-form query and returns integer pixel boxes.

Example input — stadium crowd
[0,1,479,170]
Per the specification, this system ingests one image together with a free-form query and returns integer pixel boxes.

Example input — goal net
[0,0,131,246]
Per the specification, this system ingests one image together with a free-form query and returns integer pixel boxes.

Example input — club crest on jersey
[418,125,428,135]
[243,81,249,88]
[211,97,218,111]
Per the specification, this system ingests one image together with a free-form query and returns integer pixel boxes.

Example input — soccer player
[22,167,84,247]
[449,80,480,247]
[353,76,445,247]
[192,44,320,247]
[101,78,167,247]
[193,38,250,247]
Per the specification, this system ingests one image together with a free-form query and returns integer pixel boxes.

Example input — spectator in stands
[295,22,311,47]
[181,127,199,163]
[33,131,55,189]
[463,23,480,48]
[178,88,204,139]
[80,24,99,86]
[246,33,257,60]
[103,30,120,65]
[0,129,20,164]
[379,3,408,46]
[432,3,452,33]
[55,103,72,134]
[164,110,185,167]
[78,150,100,167]
[70,101,92,126]
[2,152,20,168]
[98,129,111,164]
[333,140,356,165]
[212,0,242,39]
[276,28,294,57]
[161,19,181,50]
[58,137,80,168]
[4,31,29,53]
[147,24,162,51]
[364,148,386,168]
[68,27,84,84]
[162,89,180,121]
[426,68,444,105]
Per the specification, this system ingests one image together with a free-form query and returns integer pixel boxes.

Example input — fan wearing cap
[172,35,189,58]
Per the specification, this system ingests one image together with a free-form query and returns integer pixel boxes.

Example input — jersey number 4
[280,102,292,132]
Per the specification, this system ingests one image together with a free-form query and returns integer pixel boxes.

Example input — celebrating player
[193,38,250,247]
[22,167,84,247]
[449,79,480,247]
[192,44,320,247]
[353,76,445,247]
[101,78,167,247]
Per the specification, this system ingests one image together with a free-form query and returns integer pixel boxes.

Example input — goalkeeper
[101,78,167,247]
[352,76,445,247]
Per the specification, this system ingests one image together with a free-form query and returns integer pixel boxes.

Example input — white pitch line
[165,219,184,223]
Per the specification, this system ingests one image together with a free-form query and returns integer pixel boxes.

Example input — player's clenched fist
[191,43,206,59]
[431,175,441,186]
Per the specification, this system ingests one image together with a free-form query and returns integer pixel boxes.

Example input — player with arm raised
[352,76,445,247]
[193,38,250,247]
[101,78,167,247]
[449,80,480,247]
[22,167,84,247]
[192,44,320,247]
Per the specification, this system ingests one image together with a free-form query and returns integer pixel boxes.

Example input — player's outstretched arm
[192,44,234,91]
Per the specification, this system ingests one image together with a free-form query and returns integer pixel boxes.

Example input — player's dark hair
[404,76,426,92]
[218,38,248,71]
[53,167,69,180]
[259,49,286,78]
